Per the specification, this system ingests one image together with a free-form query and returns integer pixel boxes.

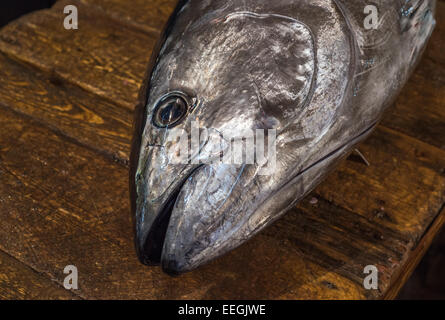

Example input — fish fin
[348,148,371,166]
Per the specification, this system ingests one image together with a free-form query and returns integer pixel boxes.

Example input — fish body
[130,0,436,274]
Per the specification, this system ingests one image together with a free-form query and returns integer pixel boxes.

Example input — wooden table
[0,0,444,300]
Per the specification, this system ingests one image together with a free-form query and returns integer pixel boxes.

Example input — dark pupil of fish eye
[155,97,186,127]
[161,101,181,122]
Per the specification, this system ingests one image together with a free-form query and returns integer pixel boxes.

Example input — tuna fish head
[130,0,435,274]
[130,0,354,275]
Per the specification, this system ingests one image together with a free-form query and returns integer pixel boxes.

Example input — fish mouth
[140,186,181,265]
[137,165,203,267]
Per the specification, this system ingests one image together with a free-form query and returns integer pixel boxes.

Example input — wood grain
[384,206,445,300]
[73,0,177,35]
[0,0,158,110]
[316,126,445,236]
[0,250,77,299]
[0,52,132,164]
[0,0,443,300]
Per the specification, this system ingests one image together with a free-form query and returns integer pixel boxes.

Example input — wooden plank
[0,1,158,110]
[313,127,445,296]
[266,196,409,299]
[385,206,445,299]
[0,107,149,299]
[0,250,77,299]
[71,0,177,35]
[316,127,445,236]
[0,52,132,164]
[272,126,445,297]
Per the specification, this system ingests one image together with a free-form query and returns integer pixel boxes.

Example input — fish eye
[153,93,189,128]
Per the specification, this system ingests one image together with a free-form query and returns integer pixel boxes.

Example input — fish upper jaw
[134,144,201,265]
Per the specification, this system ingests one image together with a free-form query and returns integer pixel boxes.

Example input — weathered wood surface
[0,0,443,299]
[0,250,77,299]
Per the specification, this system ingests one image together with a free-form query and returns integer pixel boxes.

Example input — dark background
[398,230,445,299]
[0,1,443,300]
[0,1,57,28]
